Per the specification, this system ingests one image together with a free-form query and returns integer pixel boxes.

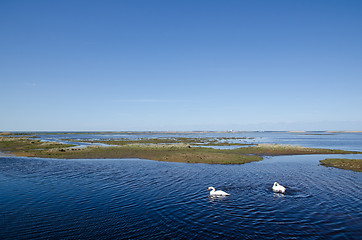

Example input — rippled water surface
[1,132,362,239]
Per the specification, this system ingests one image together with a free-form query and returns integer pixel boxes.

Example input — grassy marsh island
[0,136,261,164]
[1,135,361,165]
[0,137,75,157]
[39,144,264,164]
[231,144,356,156]
[320,158,362,172]
[71,136,255,147]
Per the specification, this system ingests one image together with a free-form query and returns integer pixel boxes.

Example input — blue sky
[1,0,362,131]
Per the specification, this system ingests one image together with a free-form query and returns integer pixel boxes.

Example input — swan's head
[208,187,214,191]
[274,182,278,186]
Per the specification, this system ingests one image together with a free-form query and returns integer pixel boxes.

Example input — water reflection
[208,195,229,202]
[272,193,286,198]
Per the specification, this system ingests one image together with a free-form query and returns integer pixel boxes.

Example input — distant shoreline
[1,130,362,135]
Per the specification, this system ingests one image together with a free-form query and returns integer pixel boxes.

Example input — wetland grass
[37,144,263,164]
[320,158,362,172]
[0,137,75,157]
[231,144,356,156]
[0,136,360,165]
[73,136,254,147]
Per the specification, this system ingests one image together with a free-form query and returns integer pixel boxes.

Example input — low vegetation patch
[36,144,263,164]
[0,137,75,156]
[0,136,360,165]
[231,144,356,156]
[72,136,254,147]
[320,158,362,172]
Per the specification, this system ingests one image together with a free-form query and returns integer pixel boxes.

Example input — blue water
[1,133,362,239]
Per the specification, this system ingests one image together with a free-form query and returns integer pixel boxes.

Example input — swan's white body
[208,187,230,196]
[272,182,286,193]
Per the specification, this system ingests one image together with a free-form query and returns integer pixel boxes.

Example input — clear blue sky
[1,0,361,131]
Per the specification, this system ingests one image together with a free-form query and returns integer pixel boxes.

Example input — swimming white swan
[208,187,230,196]
[272,182,286,193]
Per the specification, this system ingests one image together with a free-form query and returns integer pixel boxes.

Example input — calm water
[1,133,362,239]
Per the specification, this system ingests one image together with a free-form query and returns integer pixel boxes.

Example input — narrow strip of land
[1,136,360,166]
[320,158,362,172]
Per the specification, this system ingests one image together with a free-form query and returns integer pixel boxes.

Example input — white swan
[272,182,286,193]
[208,187,230,196]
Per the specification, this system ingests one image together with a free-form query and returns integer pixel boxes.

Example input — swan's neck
[210,187,215,193]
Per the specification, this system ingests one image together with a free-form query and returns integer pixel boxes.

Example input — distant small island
[320,158,362,172]
[1,134,361,168]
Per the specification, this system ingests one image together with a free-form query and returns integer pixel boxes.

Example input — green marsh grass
[320,158,362,172]
[0,136,360,165]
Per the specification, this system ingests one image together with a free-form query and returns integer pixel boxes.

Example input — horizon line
[1,130,362,133]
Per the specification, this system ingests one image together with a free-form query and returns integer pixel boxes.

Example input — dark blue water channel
[1,153,361,239]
